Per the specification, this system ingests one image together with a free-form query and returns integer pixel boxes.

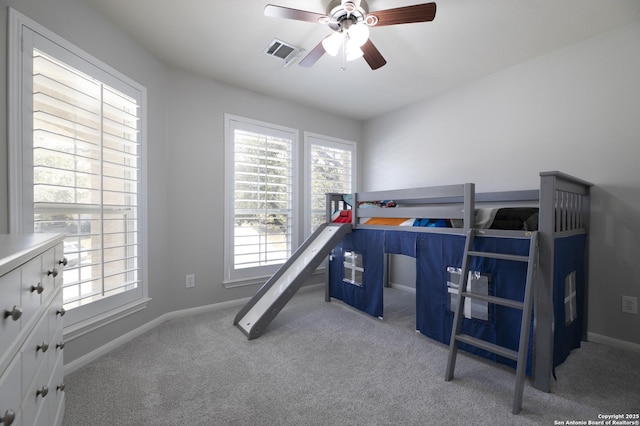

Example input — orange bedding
[363,217,412,226]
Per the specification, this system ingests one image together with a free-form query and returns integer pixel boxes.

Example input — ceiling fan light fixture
[322,32,343,56]
[345,44,364,62]
[348,22,369,46]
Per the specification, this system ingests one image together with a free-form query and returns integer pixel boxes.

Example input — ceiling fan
[264,0,436,70]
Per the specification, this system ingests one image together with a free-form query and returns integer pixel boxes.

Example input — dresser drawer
[48,288,65,343]
[0,354,21,426]
[50,322,65,370]
[22,360,52,426]
[21,315,50,399]
[0,269,22,362]
[21,254,44,331]
[41,247,60,300]
[53,243,66,289]
[42,243,66,291]
[49,350,65,426]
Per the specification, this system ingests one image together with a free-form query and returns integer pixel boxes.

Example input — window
[9,9,148,328]
[447,267,490,321]
[343,251,364,287]
[564,271,577,325]
[305,133,357,236]
[224,121,358,285]
[224,115,298,282]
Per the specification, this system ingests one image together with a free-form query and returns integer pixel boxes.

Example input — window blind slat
[33,73,99,111]
[33,92,101,127]
[34,111,101,142]
[33,53,100,98]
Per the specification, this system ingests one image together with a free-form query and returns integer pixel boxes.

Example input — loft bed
[324,171,592,393]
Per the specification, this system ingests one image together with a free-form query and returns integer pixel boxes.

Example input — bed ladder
[444,229,538,414]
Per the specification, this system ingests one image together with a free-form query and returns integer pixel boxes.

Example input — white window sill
[223,276,269,289]
[223,268,326,289]
[63,297,152,342]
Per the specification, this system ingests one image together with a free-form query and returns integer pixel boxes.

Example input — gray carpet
[63,286,640,426]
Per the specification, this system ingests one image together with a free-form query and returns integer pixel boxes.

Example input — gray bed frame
[325,171,593,392]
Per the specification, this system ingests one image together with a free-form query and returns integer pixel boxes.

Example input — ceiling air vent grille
[264,39,304,67]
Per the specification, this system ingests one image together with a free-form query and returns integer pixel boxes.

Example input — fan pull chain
[341,32,348,71]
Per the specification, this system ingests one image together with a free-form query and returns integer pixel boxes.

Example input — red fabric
[333,210,352,223]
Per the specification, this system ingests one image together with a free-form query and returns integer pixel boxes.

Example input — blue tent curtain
[329,230,385,317]
[384,230,417,257]
[553,234,587,367]
[415,233,465,343]
[329,229,584,375]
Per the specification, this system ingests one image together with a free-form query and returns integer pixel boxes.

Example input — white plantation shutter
[33,49,141,310]
[225,116,298,282]
[10,13,147,327]
[305,134,356,235]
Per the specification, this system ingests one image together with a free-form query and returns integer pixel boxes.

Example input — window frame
[8,8,149,335]
[304,132,357,237]
[223,114,300,285]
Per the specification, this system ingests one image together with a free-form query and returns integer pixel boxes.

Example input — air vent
[264,39,304,67]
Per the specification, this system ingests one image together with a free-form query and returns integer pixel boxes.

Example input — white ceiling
[82,0,640,121]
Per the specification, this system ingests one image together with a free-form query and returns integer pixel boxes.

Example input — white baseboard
[64,283,324,375]
[388,282,416,295]
[587,332,640,353]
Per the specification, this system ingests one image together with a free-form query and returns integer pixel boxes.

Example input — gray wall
[163,70,362,313]
[0,0,362,364]
[363,21,640,346]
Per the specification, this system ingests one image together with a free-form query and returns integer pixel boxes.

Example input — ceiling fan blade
[361,39,387,70]
[264,4,328,23]
[298,40,327,67]
[368,3,436,27]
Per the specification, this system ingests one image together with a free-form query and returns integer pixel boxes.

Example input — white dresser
[0,234,66,426]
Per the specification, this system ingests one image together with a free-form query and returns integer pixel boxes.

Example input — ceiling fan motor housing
[324,0,370,31]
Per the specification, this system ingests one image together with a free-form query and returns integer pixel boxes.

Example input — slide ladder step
[460,292,524,310]
[455,334,518,361]
[468,250,529,263]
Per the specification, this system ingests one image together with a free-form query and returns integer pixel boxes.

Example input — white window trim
[303,132,357,237]
[223,114,299,285]
[8,8,150,333]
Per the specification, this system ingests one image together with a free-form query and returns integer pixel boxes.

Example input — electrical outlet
[186,274,195,288]
[621,295,638,314]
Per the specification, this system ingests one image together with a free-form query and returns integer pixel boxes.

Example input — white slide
[234,223,351,339]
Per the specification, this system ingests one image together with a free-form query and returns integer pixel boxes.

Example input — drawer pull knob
[58,257,68,266]
[37,385,49,398]
[57,383,66,392]
[37,342,49,353]
[0,409,16,425]
[48,268,59,277]
[30,282,44,294]
[57,341,65,350]
[3,306,22,321]
[57,307,66,317]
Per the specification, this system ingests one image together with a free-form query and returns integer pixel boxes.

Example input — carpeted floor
[62,285,640,426]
